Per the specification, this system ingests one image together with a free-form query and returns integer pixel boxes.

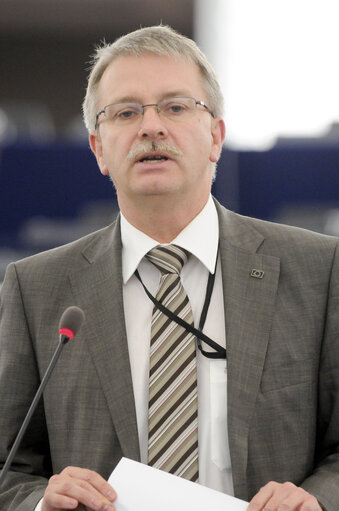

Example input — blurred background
[1,0,339,282]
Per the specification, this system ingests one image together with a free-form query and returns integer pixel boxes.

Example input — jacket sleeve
[301,241,339,511]
[0,263,50,510]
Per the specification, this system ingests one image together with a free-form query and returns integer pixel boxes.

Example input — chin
[136,187,178,198]
[132,177,182,197]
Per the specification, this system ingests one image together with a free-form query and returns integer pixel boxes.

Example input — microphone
[0,306,85,486]
[59,306,85,343]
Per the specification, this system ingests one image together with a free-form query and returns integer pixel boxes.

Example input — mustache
[127,141,183,161]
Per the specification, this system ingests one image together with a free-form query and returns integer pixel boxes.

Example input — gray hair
[82,25,224,132]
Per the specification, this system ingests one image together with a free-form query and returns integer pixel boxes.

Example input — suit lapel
[216,203,280,499]
[69,219,140,462]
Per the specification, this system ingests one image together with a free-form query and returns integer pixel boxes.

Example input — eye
[170,104,185,113]
[116,107,140,120]
[163,101,188,115]
[109,103,141,122]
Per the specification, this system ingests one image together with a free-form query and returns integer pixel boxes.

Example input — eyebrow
[108,95,140,104]
[160,90,193,100]
[106,91,194,105]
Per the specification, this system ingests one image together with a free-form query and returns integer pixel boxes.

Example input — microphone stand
[0,334,71,486]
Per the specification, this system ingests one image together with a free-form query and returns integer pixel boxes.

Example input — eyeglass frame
[95,96,215,130]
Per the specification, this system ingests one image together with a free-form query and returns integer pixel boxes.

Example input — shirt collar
[121,195,219,284]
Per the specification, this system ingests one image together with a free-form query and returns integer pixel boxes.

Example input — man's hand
[247,481,323,510]
[42,466,117,511]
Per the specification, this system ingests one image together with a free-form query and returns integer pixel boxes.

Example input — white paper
[108,457,248,511]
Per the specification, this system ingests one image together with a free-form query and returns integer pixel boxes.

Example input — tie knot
[146,245,189,275]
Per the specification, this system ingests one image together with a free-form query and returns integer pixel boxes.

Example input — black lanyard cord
[134,267,226,360]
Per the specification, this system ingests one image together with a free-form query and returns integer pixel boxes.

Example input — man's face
[90,53,225,210]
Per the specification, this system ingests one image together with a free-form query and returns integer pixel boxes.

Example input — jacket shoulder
[216,200,339,251]
[8,220,119,278]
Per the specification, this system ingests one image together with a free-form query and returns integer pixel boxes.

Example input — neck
[119,193,210,243]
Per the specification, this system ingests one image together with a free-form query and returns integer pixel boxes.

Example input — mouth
[137,153,170,163]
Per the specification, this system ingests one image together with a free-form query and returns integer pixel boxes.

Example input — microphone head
[58,306,85,340]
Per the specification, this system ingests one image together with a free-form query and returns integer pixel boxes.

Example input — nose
[137,105,168,140]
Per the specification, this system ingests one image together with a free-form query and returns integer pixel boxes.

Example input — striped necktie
[146,244,198,481]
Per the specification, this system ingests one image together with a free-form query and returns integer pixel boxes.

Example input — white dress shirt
[122,195,233,495]
[35,196,233,510]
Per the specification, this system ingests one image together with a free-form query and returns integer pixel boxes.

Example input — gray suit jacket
[0,201,338,510]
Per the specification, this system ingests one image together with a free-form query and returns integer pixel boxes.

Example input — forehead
[97,53,206,105]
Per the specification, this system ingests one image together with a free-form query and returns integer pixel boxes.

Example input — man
[0,25,338,511]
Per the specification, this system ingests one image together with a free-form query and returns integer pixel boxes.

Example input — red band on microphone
[59,327,75,340]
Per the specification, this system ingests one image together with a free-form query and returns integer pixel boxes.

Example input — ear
[209,118,226,163]
[89,132,109,176]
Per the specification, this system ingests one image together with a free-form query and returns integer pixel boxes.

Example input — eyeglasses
[95,96,215,129]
